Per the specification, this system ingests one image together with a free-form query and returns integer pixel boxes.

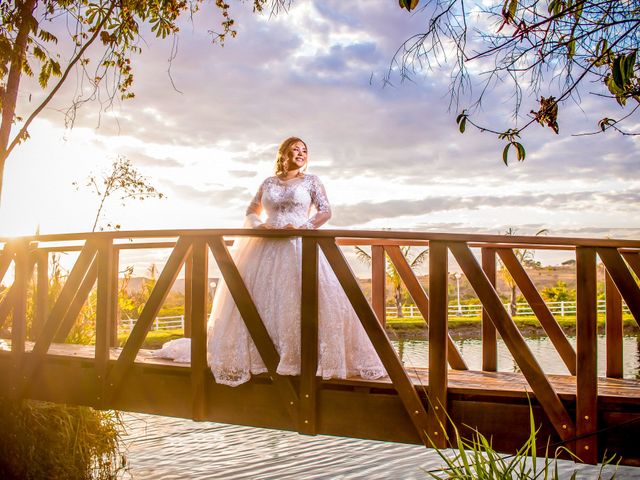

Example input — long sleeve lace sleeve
[244,181,265,228]
[304,175,332,229]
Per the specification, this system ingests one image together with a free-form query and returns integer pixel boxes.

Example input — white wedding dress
[155,174,386,386]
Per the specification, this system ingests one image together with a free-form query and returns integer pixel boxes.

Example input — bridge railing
[0,229,639,463]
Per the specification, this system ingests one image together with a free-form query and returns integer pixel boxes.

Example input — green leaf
[605,75,622,95]
[574,0,583,21]
[459,117,466,133]
[547,0,557,14]
[398,0,418,11]
[502,143,510,166]
[507,0,517,18]
[612,55,625,89]
[625,50,636,81]
[456,111,467,133]
[38,62,51,88]
[515,142,526,162]
[33,46,46,62]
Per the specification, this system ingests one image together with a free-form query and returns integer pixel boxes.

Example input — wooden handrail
[1,228,639,459]
[2,228,640,249]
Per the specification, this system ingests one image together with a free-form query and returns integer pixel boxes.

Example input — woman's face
[286,141,307,171]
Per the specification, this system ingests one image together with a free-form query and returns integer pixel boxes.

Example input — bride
[155,137,385,386]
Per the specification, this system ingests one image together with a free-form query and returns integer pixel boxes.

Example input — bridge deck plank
[6,341,640,402]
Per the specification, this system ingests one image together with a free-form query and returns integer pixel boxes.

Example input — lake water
[119,336,640,479]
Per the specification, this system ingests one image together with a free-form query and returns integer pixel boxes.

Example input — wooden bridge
[1,229,640,466]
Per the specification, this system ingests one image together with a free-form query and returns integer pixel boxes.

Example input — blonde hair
[275,137,308,177]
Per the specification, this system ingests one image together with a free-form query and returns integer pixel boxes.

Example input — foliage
[73,156,165,232]
[0,0,281,201]
[355,246,428,317]
[541,280,576,302]
[0,399,125,479]
[395,0,640,164]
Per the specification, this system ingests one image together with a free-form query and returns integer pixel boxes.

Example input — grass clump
[0,399,126,480]
[427,408,617,479]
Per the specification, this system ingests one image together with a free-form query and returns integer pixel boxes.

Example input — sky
[0,1,639,273]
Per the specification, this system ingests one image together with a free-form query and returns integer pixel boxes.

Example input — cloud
[163,180,251,206]
[331,190,640,226]
[6,1,640,245]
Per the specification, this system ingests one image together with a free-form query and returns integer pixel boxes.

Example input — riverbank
[386,315,640,340]
[127,315,640,348]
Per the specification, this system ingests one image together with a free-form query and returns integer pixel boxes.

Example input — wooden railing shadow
[0,230,639,464]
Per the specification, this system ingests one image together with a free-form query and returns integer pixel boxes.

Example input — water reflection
[120,334,640,479]
[121,413,638,479]
[396,335,640,379]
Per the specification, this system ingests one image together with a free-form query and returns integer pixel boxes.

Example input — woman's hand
[256,223,273,229]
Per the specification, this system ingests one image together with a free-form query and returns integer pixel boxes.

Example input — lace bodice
[245,174,331,229]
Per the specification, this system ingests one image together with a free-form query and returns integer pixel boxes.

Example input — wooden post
[371,245,386,326]
[11,241,29,349]
[427,240,448,447]
[190,238,208,421]
[184,249,193,338]
[95,238,114,405]
[300,237,318,434]
[33,250,49,340]
[576,247,598,464]
[110,248,120,347]
[605,271,623,378]
[482,248,497,371]
[9,240,28,399]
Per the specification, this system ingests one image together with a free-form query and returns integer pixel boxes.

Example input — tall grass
[426,407,617,479]
[0,399,126,479]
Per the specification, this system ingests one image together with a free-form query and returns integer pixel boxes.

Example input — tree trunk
[0,0,37,202]
[509,285,517,316]
[395,287,403,317]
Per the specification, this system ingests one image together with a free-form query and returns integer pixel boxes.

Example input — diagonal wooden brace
[449,241,575,442]
[19,241,98,397]
[599,248,640,324]
[107,237,191,401]
[208,236,299,422]
[497,248,576,375]
[318,238,431,446]
[384,244,467,371]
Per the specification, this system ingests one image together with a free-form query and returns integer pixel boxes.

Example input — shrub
[0,399,126,479]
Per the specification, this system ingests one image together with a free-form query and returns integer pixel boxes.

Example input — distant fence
[387,299,631,319]
[119,315,184,332]
[122,299,630,331]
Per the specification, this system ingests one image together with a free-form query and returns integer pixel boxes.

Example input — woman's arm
[244,180,268,228]
[302,175,332,229]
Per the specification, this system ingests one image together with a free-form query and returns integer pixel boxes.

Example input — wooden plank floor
[5,341,640,404]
